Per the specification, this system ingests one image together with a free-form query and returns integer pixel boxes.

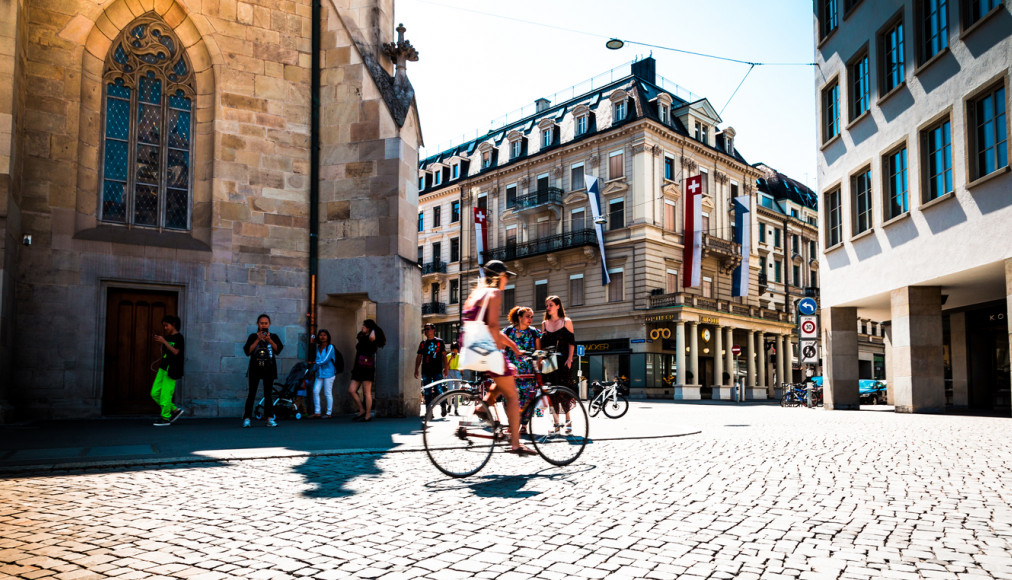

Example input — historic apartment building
[418,57,802,400]
[815,0,1010,412]
[0,0,423,420]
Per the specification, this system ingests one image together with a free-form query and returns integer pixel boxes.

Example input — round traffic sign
[731,345,741,355]
[801,320,817,335]
[798,297,818,316]
[803,344,817,359]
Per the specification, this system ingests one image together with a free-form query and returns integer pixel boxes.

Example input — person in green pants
[152,314,185,426]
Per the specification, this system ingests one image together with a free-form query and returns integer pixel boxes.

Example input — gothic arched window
[101,16,194,230]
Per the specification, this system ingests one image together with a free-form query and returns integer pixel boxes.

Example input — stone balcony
[647,292,789,323]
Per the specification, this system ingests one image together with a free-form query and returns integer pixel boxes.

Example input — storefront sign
[700,315,720,325]
[645,313,677,323]
[649,328,671,340]
[576,339,630,353]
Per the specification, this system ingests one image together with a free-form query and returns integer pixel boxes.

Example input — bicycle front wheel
[602,395,629,418]
[588,395,603,417]
[528,387,589,466]
[423,389,496,478]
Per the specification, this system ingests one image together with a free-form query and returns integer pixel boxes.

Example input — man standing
[243,314,284,428]
[415,323,449,416]
[152,315,185,426]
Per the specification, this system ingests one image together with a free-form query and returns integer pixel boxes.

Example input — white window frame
[571,207,586,232]
[703,275,714,298]
[608,197,625,230]
[511,140,522,159]
[615,100,627,121]
[666,268,679,294]
[664,199,677,230]
[482,151,491,169]
[608,149,625,180]
[542,128,552,148]
[576,115,588,136]
[659,103,669,124]
[607,267,624,302]
[535,279,549,308]
[452,163,460,179]
[433,169,442,186]
[569,273,585,306]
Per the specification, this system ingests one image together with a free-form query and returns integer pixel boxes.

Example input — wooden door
[103,289,178,415]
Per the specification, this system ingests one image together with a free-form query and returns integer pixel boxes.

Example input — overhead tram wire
[409,0,816,113]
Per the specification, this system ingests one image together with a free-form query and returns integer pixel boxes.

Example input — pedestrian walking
[541,295,577,433]
[310,329,342,418]
[349,319,385,421]
[416,323,449,415]
[504,306,540,428]
[243,314,284,428]
[151,314,185,426]
[446,344,461,415]
[460,260,536,456]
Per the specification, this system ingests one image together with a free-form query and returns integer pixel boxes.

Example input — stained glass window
[101,16,194,230]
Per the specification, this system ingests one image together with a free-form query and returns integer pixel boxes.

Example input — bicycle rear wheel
[423,389,496,478]
[588,395,603,417]
[528,387,589,466]
[602,395,629,418]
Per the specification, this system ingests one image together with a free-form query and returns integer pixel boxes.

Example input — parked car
[808,376,888,405]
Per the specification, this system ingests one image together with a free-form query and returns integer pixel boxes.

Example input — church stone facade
[0,0,422,420]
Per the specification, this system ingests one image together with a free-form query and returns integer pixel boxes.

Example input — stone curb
[0,431,701,477]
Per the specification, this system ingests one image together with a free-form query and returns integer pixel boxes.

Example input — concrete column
[776,334,786,392]
[824,306,859,410]
[1007,258,1012,415]
[675,321,685,386]
[725,327,734,387]
[883,323,894,405]
[949,311,969,408]
[890,286,945,413]
[688,322,698,385]
[756,331,766,391]
[674,321,699,400]
[746,330,756,390]
[714,325,724,389]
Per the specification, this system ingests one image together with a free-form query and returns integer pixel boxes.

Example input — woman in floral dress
[504,306,541,426]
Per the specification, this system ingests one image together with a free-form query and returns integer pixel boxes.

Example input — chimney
[535,98,551,113]
[631,56,656,84]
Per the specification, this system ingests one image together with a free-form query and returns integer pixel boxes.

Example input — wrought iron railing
[422,302,447,315]
[421,261,446,275]
[646,292,788,322]
[507,187,564,211]
[483,228,596,262]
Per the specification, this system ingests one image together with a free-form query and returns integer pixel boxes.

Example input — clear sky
[395,0,818,189]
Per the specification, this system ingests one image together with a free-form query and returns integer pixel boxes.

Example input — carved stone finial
[382,23,419,71]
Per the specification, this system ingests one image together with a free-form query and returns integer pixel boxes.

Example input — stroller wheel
[294,412,302,420]
[253,405,265,420]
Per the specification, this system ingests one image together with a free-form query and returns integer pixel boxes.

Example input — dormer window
[452,163,460,179]
[433,169,442,186]
[419,176,425,190]
[577,116,588,135]
[511,140,522,159]
[615,100,627,122]
[659,103,669,124]
[543,129,553,148]
[482,151,491,168]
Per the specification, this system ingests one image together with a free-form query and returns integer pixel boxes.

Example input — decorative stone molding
[651,144,662,157]
[588,154,599,168]
[552,166,563,179]
[583,246,598,263]
[714,171,729,185]
[680,156,697,172]
[546,254,558,268]
[632,142,649,155]
[518,176,529,188]
[743,183,754,196]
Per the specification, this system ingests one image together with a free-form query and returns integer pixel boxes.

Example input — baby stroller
[254,361,315,420]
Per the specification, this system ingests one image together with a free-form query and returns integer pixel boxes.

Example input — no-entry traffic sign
[731,344,741,355]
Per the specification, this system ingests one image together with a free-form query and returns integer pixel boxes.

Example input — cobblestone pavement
[2,403,1012,579]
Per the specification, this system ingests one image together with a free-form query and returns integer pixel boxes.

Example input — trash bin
[579,378,588,400]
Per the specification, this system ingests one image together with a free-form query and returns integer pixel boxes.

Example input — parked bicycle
[422,349,589,478]
[780,381,823,407]
[588,378,629,418]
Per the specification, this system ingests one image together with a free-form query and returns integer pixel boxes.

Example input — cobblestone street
[2,403,1012,579]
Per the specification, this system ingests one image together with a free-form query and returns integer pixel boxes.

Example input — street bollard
[806,382,812,408]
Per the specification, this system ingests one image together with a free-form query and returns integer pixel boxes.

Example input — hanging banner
[732,195,751,296]
[585,175,611,285]
[683,174,703,287]
[474,206,488,275]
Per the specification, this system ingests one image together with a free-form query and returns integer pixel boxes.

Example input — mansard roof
[754,164,818,210]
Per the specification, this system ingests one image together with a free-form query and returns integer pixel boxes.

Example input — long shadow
[424,463,597,499]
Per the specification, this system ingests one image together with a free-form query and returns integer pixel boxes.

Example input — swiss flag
[474,207,488,266]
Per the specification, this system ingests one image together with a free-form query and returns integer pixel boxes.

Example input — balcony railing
[507,187,564,211]
[483,228,596,262]
[421,260,446,275]
[422,302,447,315]
[701,234,738,258]
[804,286,820,298]
[647,292,789,322]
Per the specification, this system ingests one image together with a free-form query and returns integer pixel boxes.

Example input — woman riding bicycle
[460,260,537,456]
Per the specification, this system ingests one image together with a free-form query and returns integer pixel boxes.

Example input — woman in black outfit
[348,319,386,421]
[541,295,577,433]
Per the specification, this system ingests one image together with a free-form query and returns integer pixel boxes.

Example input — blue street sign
[798,297,818,316]
[576,345,585,357]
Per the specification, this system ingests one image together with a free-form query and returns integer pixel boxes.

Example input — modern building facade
[0,0,423,420]
[419,58,802,400]
[815,0,1010,412]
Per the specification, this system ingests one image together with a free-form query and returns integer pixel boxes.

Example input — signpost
[576,344,585,399]
[797,297,818,316]
[798,312,819,406]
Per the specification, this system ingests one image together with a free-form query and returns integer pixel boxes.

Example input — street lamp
[606,38,625,50]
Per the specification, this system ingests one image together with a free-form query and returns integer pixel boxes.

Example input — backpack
[252,340,273,369]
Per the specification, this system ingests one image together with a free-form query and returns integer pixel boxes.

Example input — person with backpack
[243,313,284,428]
[151,314,185,426]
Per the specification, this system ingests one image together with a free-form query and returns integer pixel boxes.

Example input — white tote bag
[458,290,506,374]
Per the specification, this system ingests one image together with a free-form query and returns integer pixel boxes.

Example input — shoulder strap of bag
[475,288,492,324]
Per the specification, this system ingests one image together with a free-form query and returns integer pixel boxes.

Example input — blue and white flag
[585,175,610,285]
[732,195,751,297]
